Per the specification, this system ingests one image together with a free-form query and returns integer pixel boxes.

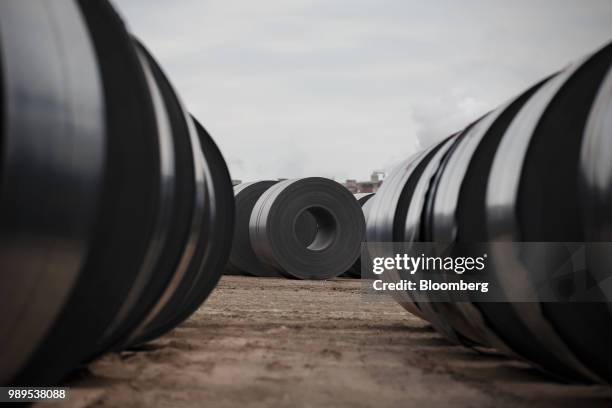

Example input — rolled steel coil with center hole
[250,177,365,280]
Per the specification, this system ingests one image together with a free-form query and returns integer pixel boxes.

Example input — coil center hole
[294,206,337,251]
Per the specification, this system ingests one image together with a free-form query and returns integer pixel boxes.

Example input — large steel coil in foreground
[136,115,234,345]
[481,42,612,383]
[250,177,365,279]
[0,0,234,386]
[368,41,612,383]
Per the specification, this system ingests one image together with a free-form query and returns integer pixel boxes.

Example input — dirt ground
[44,276,612,408]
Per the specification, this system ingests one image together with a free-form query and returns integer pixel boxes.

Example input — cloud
[114,0,612,182]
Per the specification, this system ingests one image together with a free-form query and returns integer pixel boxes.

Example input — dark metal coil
[0,0,107,385]
[116,42,208,348]
[399,135,468,345]
[416,118,492,347]
[0,0,234,385]
[228,181,281,277]
[250,177,365,279]
[89,37,187,357]
[365,39,612,384]
[366,147,440,320]
[131,116,235,345]
[425,78,552,355]
[482,42,612,383]
[343,193,375,278]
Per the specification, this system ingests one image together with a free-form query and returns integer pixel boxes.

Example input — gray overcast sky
[115,0,612,182]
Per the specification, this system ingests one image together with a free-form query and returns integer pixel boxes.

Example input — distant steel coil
[250,177,365,279]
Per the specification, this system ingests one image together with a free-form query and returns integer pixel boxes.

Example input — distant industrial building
[343,171,385,193]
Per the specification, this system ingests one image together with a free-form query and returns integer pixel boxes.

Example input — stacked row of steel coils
[228,178,367,279]
[0,0,234,386]
[366,41,612,383]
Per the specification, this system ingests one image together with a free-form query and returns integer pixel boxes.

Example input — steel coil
[228,181,281,277]
[0,0,108,386]
[481,42,612,382]
[342,193,375,278]
[250,177,365,279]
[366,140,451,320]
[425,78,552,355]
[124,116,234,345]
[370,40,612,384]
[0,0,234,385]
